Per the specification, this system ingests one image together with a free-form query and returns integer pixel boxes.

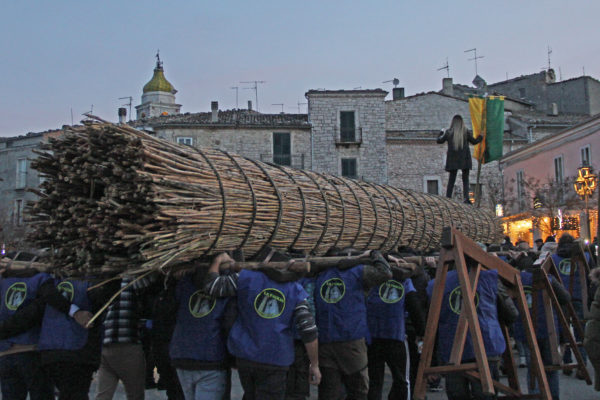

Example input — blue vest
[38,279,90,351]
[513,271,557,342]
[0,273,51,351]
[367,278,415,341]
[314,265,368,343]
[227,270,307,367]
[170,276,229,362]
[427,269,505,363]
[552,253,584,301]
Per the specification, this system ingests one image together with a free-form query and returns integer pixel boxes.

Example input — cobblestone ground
[97,360,599,399]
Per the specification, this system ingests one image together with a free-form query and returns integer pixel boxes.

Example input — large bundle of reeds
[28,119,502,276]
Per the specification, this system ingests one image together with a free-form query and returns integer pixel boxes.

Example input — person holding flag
[437,114,482,204]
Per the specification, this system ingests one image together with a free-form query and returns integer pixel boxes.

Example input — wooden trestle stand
[414,227,551,400]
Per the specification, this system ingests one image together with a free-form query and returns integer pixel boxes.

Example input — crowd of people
[0,232,598,400]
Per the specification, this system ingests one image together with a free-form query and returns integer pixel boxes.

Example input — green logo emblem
[558,259,575,275]
[188,290,216,318]
[523,285,533,309]
[5,282,27,311]
[449,286,479,315]
[320,278,345,303]
[378,280,405,304]
[254,288,286,319]
[57,281,75,302]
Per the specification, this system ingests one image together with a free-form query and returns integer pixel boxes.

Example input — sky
[1,0,599,136]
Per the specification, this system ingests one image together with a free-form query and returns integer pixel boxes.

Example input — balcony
[334,127,362,147]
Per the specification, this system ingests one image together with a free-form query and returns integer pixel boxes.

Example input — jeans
[238,365,288,400]
[0,352,53,400]
[367,338,410,400]
[524,337,559,400]
[176,369,227,400]
[445,360,499,400]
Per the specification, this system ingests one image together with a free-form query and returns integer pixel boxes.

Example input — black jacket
[437,129,482,171]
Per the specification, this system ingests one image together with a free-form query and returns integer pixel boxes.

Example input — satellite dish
[383,78,400,88]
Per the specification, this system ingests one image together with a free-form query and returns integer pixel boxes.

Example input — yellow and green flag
[469,96,505,163]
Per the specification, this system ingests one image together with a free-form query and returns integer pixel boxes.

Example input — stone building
[305,89,388,184]
[135,55,181,119]
[0,129,63,248]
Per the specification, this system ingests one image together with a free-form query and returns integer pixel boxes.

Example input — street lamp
[573,165,597,240]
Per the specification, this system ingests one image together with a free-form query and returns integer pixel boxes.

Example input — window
[516,170,525,211]
[423,176,441,195]
[554,155,564,183]
[581,145,591,167]
[16,159,27,189]
[176,137,193,146]
[340,111,356,142]
[519,88,526,98]
[14,200,23,226]
[273,132,291,166]
[341,158,357,179]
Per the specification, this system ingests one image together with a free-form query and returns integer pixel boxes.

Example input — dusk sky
[1,1,598,136]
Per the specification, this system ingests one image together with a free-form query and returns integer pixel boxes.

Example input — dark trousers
[318,367,368,400]
[406,329,420,396]
[238,365,287,400]
[152,340,184,400]
[45,362,95,400]
[446,169,470,200]
[367,338,410,400]
[445,360,499,400]
[286,341,310,400]
[0,352,53,400]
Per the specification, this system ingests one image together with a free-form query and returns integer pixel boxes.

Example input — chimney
[248,100,253,111]
[392,87,405,100]
[211,101,219,122]
[118,107,127,124]
[442,78,454,96]
[548,102,558,116]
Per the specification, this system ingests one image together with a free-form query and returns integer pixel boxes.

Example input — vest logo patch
[5,282,27,311]
[320,278,345,303]
[558,259,575,275]
[379,280,405,304]
[523,285,533,309]
[254,288,286,319]
[449,286,479,315]
[57,281,75,302]
[188,291,216,318]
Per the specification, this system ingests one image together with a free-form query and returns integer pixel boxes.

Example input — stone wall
[154,126,312,170]
[385,93,471,131]
[306,90,388,184]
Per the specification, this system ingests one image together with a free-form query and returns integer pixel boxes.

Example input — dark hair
[535,238,543,243]
[558,233,574,245]
[545,235,556,243]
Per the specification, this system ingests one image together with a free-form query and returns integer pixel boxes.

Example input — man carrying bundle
[366,255,426,400]
[314,249,392,400]
[426,261,518,400]
[204,252,321,400]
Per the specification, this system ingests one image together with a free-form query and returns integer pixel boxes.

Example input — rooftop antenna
[297,101,307,113]
[272,103,284,113]
[82,105,94,118]
[353,86,362,90]
[382,78,400,87]
[230,86,239,108]
[241,80,266,111]
[465,48,484,76]
[70,108,74,126]
[547,46,552,70]
[559,67,563,81]
[437,58,450,77]
[119,96,133,119]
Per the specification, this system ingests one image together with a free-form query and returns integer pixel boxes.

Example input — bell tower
[135,52,181,119]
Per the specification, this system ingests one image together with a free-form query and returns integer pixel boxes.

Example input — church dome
[143,61,175,94]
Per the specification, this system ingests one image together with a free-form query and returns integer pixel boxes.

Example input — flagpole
[475,159,483,208]
[475,99,486,208]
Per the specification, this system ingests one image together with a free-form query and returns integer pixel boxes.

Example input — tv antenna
[437,58,450,77]
[382,78,400,87]
[119,96,133,119]
[272,103,284,113]
[241,80,266,111]
[230,86,239,108]
[547,46,552,70]
[465,48,484,75]
[297,101,307,113]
